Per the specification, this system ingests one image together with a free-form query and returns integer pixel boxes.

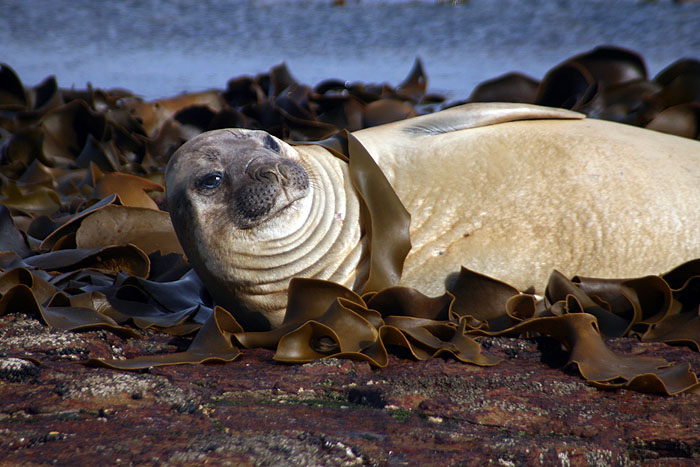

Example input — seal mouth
[266,190,307,223]
[233,183,306,229]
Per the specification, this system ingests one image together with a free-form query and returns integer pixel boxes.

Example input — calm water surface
[2,0,699,100]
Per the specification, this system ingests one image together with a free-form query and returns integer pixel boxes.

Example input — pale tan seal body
[354,110,700,296]
[165,103,700,330]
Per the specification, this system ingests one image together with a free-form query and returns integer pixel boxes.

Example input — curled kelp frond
[468,72,540,104]
[84,307,240,370]
[646,103,700,139]
[536,46,647,111]
[75,205,183,255]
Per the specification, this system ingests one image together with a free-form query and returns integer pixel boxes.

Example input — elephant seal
[165,103,700,330]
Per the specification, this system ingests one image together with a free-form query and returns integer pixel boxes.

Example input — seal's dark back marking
[401,103,585,137]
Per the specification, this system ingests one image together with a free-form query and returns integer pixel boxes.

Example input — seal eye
[197,171,223,191]
[264,135,280,153]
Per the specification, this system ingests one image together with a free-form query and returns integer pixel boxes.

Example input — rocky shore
[1,46,700,465]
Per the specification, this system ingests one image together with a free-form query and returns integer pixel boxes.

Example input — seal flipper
[391,102,584,137]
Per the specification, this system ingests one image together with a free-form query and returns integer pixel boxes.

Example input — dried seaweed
[1,51,700,396]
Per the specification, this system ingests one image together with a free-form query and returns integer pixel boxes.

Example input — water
[2,0,699,101]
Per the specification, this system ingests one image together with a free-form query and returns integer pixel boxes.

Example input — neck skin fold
[200,145,368,325]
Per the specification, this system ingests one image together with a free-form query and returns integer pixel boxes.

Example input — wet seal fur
[166,103,700,330]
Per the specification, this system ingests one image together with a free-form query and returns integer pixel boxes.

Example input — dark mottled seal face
[166,129,310,233]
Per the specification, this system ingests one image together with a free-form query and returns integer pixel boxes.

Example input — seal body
[353,113,700,297]
[166,103,700,330]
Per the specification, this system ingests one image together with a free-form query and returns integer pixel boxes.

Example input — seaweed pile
[468,46,700,140]
[1,46,699,396]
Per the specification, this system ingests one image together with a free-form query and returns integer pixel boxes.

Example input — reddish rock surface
[1,313,699,466]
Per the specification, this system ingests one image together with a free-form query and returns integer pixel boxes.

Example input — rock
[1,314,698,465]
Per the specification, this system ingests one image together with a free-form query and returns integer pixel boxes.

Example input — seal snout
[246,159,309,190]
[232,157,310,229]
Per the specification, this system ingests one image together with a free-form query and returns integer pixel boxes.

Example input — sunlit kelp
[2,50,700,396]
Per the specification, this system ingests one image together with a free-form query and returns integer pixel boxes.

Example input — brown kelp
[2,48,700,395]
[465,46,700,139]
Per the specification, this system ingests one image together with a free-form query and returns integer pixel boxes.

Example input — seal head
[165,129,313,329]
[168,129,309,230]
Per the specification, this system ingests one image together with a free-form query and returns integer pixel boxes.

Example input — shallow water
[2,0,699,100]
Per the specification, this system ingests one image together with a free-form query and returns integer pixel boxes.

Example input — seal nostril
[277,164,291,185]
[254,167,280,184]
[246,160,308,191]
